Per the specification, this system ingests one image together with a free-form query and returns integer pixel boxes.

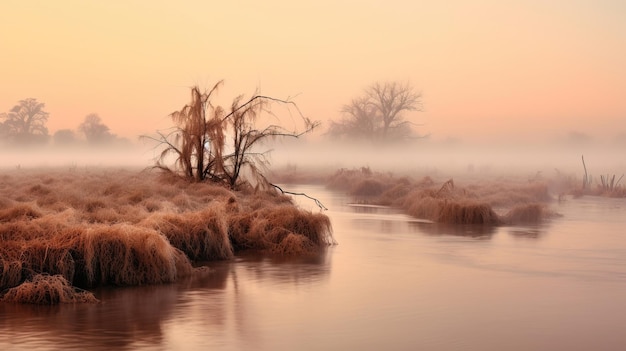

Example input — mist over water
[2,136,624,183]
[3,1,626,348]
[1,127,625,350]
[268,137,626,180]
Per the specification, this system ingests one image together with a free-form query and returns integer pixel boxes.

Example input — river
[1,184,625,351]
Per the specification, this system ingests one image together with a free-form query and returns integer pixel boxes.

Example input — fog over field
[2,3,626,351]
[1,0,624,195]
[2,136,623,191]
[270,137,626,181]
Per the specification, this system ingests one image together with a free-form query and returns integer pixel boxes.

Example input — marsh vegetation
[0,168,334,304]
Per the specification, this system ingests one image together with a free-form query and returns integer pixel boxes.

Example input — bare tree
[330,96,380,139]
[0,98,49,144]
[144,82,318,188]
[327,81,423,141]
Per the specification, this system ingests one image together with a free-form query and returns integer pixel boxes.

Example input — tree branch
[270,183,328,211]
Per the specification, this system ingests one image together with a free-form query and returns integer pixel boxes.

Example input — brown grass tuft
[229,205,333,255]
[1,274,98,304]
[0,203,42,222]
[71,224,193,287]
[143,205,234,261]
[29,184,51,196]
[350,178,387,197]
[503,203,550,224]
[1,257,23,290]
[274,233,317,255]
[404,196,441,221]
[19,243,76,283]
[436,200,501,225]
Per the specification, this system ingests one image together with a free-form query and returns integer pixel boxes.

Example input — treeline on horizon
[0,81,427,150]
[0,98,131,149]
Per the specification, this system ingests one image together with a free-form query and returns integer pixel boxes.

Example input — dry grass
[0,202,43,222]
[436,200,501,225]
[328,167,564,226]
[405,196,500,225]
[70,224,193,286]
[502,204,555,225]
[0,274,98,304]
[229,204,333,255]
[142,205,234,261]
[0,167,333,303]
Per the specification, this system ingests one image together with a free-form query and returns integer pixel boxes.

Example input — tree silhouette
[327,81,423,142]
[78,114,115,145]
[144,81,318,188]
[0,98,50,144]
[53,129,79,146]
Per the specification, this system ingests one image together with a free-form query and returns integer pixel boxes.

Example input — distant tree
[0,98,50,145]
[53,129,78,146]
[327,81,423,142]
[78,114,115,145]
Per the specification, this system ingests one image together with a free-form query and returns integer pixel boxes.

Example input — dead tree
[144,82,318,189]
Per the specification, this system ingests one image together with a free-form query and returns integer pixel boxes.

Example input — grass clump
[0,167,334,304]
[229,205,333,255]
[502,203,558,225]
[1,274,98,304]
[143,205,234,261]
[328,167,562,226]
[72,224,193,287]
[0,256,23,290]
[436,200,500,225]
[0,203,42,222]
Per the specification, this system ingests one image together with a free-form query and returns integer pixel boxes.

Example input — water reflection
[410,221,498,239]
[346,201,554,241]
[234,251,332,286]
[507,226,547,239]
[0,283,179,350]
[0,251,332,351]
[3,187,626,351]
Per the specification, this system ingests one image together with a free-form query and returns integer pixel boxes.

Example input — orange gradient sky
[1,0,625,143]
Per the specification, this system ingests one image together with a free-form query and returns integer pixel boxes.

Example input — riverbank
[0,167,333,304]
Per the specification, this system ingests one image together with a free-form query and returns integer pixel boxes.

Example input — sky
[1,0,625,144]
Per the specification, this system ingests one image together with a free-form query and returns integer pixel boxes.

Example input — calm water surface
[1,185,625,351]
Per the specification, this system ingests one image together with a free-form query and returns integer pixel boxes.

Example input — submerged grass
[0,167,334,304]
